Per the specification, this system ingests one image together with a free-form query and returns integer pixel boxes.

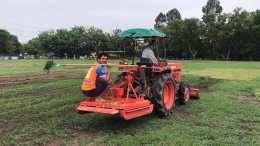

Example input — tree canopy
[0,29,21,55]
[22,26,122,59]
[157,0,259,60]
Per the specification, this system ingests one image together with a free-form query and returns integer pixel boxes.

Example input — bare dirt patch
[0,128,4,135]
[0,119,23,135]
[70,131,104,146]
[0,72,85,86]
[45,139,64,146]
[174,107,198,119]
[195,77,222,93]
[237,95,259,104]
[45,131,104,146]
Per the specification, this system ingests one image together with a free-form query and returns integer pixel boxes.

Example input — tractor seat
[136,57,153,67]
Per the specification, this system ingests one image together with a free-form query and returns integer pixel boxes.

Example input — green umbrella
[121,28,166,38]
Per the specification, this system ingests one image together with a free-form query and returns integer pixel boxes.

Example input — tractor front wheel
[151,73,176,117]
[178,81,191,105]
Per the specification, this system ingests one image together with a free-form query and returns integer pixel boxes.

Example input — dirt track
[0,72,85,86]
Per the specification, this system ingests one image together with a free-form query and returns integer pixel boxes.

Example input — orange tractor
[75,28,199,120]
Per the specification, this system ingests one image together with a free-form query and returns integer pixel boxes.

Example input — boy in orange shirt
[81,52,112,101]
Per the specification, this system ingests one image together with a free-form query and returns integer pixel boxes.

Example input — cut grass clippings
[254,88,260,100]
[188,68,260,81]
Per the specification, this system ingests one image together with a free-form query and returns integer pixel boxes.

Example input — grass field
[0,59,260,145]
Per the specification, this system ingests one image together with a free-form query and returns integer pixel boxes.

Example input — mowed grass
[0,59,146,75]
[0,59,260,145]
[0,59,99,75]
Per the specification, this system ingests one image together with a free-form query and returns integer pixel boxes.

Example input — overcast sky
[0,0,259,43]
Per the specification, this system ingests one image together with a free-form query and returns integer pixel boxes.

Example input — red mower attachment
[76,97,153,120]
[75,74,154,120]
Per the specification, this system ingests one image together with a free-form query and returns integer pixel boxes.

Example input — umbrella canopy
[121,28,166,38]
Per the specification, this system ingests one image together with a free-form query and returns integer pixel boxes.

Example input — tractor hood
[121,28,166,38]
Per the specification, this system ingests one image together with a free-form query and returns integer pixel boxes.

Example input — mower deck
[75,97,154,120]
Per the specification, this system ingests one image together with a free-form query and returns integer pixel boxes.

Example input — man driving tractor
[141,39,158,66]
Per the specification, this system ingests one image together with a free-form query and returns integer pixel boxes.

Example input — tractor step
[75,98,154,120]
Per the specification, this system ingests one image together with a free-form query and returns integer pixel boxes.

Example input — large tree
[85,27,107,55]
[166,8,182,22]
[55,28,71,58]
[202,0,223,57]
[8,35,21,55]
[154,8,182,29]
[162,18,205,59]
[182,18,204,58]
[216,8,255,60]
[229,8,254,59]
[0,29,10,55]
[106,29,122,51]
[154,12,167,29]
[0,29,21,55]
[69,26,88,58]
[202,0,223,25]
[161,19,184,58]
[250,10,260,59]
[23,38,42,56]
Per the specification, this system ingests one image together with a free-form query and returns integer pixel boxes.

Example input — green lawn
[0,59,260,145]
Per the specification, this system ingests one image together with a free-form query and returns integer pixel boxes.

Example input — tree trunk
[187,41,198,58]
[226,48,231,60]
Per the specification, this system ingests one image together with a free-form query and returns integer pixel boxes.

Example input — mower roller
[74,28,199,120]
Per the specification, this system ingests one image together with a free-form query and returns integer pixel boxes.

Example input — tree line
[22,27,122,59]
[0,0,259,60]
[155,0,260,60]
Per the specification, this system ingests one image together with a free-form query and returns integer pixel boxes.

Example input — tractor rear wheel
[114,72,140,96]
[178,81,191,105]
[114,72,127,85]
[151,73,176,117]
[114,72,128,96]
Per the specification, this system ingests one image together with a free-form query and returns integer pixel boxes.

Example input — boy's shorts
[82,82,108,97]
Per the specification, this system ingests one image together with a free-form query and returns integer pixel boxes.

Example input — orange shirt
[81,65,106,91]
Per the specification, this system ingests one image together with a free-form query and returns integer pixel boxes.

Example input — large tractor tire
[114,72,128,96]
[114,72,140,96]
[114,72,139,86]
[151,73,176,117]
[178,81,191,105]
